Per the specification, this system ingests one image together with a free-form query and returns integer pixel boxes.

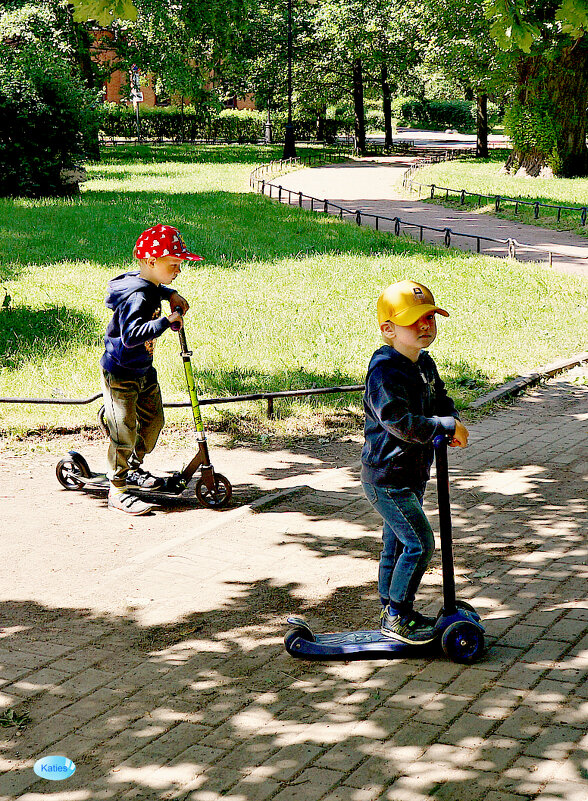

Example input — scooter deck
[74,473,188,499]
[284,616,437,661]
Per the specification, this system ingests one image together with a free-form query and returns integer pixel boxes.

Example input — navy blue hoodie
[100,271,174,378]
[361,346,458,491]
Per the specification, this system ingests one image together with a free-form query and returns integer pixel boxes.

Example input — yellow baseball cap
[377,280,449,327]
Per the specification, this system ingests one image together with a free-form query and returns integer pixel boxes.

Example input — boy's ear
[380,321,395,338]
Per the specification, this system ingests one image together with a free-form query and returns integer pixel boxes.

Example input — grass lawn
[413,151,588,235]
[0,143,586,439]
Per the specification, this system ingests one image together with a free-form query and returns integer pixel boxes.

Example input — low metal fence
[252,171,561,266]
[0,385,364,419]
[404,159,588,226]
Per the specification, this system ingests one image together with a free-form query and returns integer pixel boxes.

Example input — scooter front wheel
[441,620,484,664]
[195,473,232,508]
[56,451,91,490]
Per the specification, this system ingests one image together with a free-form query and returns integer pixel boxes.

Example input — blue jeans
[362,482,435,613]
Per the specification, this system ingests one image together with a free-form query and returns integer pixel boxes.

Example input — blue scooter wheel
[441,620,484,664]
[284,625,315,655]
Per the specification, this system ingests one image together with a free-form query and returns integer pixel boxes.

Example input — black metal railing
[404,162,588,227]
[252,169,563,266]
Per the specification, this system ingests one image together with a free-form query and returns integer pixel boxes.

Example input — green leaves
[486,0,588,51]
[70,0,137,24]
[555,0,588,37]
[485,0,540,52]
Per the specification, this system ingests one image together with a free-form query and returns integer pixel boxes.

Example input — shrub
[0,49,99,197]
[391,96,475,131]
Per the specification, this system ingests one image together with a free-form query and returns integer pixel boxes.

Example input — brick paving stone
[444,669,498,699]
[535,780,588,800]
[468,688,527,720]
[437,711,498,748]
[322,787,382,801]
[345,754,401,789]
[494,706,549,740]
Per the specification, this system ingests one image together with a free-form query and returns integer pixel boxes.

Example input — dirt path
[270,157,588,278]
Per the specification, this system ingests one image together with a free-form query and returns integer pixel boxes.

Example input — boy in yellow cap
[361,279,469,644]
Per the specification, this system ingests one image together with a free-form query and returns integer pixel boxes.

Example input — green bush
[0,49,99,198]
[391,96,475,131]
[97,104,346,143]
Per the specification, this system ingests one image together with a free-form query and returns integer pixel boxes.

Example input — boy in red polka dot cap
[100,225,203,515]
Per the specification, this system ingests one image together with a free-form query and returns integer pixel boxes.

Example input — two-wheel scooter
[55,308,232,509]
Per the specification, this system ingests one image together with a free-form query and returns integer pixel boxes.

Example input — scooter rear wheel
[284,625,316,655]
[441,620,484,664]
[56,451,91,490]
[195,473,232,508]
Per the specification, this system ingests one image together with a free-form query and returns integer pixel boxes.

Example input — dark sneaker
[108,490,154,516]
[380,606,437,644]
[126,467,165,490]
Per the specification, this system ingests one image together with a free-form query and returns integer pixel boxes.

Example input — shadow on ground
[1,380,587,799]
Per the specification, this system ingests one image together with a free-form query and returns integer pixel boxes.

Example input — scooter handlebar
[433,433,451,448]
[170,305,183,331]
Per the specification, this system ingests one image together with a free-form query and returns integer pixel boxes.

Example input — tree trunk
[381,63,393,149]
[352,57,366,155]
[316,103,326,141]
[476,94,488,158]
[511,41,588,177]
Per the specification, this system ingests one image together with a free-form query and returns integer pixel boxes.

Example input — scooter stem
[434,436,457,615]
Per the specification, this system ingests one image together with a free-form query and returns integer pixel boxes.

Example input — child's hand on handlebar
[168,310,183,330]
[450,419,469,448]
[169,291,189,315]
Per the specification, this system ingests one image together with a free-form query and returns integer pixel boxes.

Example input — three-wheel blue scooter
[284,436,485,664]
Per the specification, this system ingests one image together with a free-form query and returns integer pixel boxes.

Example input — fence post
[356,210,362,225]
[534,202,539,219]
[444,228,452,247]
[299,192,303,207]
[582,208,587,226]
[476,237,481,253]
[507,238,516,259]
[261,180,265,195]
[339,208,343,220]
[430,184,435,199]
[419,226,423,241]
[324,199,329,213]
[267,397,274,418]
[394,218,401,236]
[375,216,379,231]
[278,186,282,202]
[495,196,500,213]
[515,201,519,214]
[460,190,465,205]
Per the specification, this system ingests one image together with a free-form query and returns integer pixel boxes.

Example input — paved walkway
[268,158,588,278]
[1,364,587,800]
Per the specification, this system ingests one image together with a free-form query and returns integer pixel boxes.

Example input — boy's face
[381,311,437,362]
[144,255,182,286]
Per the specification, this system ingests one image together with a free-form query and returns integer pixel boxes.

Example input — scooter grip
[433,434,450,447]
[170,305,183,331]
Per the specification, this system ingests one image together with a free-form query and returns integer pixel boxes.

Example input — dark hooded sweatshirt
[100,271,174,378]
[360,346,459,491]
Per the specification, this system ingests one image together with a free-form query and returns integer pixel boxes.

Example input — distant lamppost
[282,0,296,159]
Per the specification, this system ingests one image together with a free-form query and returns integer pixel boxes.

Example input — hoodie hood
[105,271,154,310]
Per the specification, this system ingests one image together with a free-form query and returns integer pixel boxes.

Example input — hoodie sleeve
[366,365,456,444]
[118,296,169,348]
[159,285,174,301]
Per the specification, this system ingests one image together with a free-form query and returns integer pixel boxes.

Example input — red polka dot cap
[133,224,204,261]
